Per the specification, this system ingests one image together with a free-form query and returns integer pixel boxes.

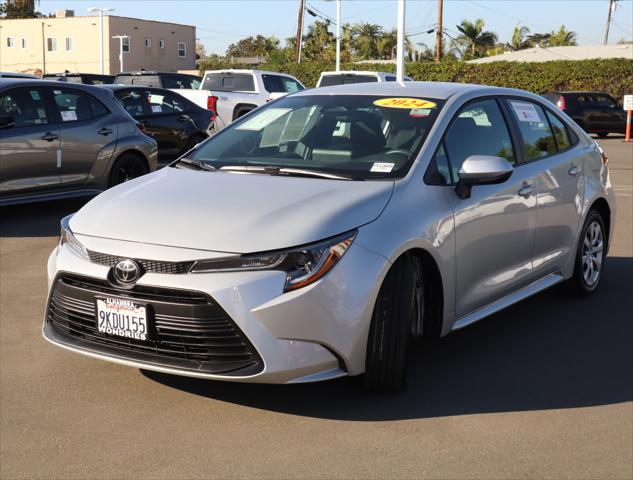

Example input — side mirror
[0,114,15,129]
[455,155,513,199]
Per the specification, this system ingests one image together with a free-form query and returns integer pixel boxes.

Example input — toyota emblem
[113,259,141,284]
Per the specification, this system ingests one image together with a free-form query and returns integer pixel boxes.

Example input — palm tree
[507,25,531,51]
[548,25,578,46]
[353,23,383,60]
[455,18,498,59]
[526,32,551,47]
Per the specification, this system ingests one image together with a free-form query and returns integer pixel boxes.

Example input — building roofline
[0,14,194,29]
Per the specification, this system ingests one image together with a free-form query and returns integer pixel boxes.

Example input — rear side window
[51,88,109,122]
[261,74,304,93]
[508,100,556,161]
[318,74,378,87]
[545,111,571,151]
[146,91,186,114]
[443,99,515,181]
[115,90,146,117]
[0,87,49,127]
[201,73,255,92]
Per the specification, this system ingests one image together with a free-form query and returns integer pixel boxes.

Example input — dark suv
[114,71,201,90]
[44,73,115,85]
[541,91,626,138]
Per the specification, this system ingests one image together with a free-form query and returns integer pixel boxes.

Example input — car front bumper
[43,234,388,384]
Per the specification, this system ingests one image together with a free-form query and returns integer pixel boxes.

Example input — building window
[178,41,186,57]
[122,37,130,53]
[47,38,58,52]
[159,39,165,49]
[6,37,15,48]
[145,38,151,48]
[65,37,73,51]
[21,38,27,49]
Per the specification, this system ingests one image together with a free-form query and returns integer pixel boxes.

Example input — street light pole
[88,7,113,75]
[112,35,129,73]
[396,0,406,82]
[336,0,341,71]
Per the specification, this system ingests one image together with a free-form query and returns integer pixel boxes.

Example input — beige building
[0,10,196,75]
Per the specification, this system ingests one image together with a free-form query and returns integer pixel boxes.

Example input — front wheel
[570,210,606,296]
[363,256,422,391]
[108,153,148,187]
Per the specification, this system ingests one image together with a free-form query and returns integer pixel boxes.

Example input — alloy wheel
[581,221,604,287]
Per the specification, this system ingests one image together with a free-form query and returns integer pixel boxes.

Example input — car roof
[116,71,199,76]
[293,81,517,100]
[0,78,107,91]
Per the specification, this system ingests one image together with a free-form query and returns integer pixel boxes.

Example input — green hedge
[247,59,633,99]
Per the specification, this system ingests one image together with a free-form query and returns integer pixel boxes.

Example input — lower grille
[87,250,194,274]
[47,274,263,375]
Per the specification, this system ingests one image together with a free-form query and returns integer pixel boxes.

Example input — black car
[103,85,214,164]
[541,91,626,138]
[44,73,115,85]
[114,71,201,90]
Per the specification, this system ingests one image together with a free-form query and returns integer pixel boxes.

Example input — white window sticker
[235,108,292,131]
[370,162,395,173]
[511,101,541,122]
[60,110,77,122]
[151,105,162,113]
[410,108,431,118]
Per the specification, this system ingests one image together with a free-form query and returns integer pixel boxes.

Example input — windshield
[186,94,444,180]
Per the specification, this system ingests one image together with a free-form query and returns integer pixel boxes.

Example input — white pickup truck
[316,70,413,87]
[176,69,306,130]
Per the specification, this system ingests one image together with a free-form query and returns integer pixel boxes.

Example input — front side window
[508,100,556,161]
[187,95,444,180]
[262,75,304,93]
[443,99,515,182]
[51,88,108,122]
[178,42,186,57]
[115,90,146,117]
[47,38,57,52]
[147,91,186,114]
[0,88,49,127]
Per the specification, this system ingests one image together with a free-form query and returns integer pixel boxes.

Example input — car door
[505,99,585,276]
[48,86,117,188]
[0,86,62,197]
[144,89,193,162]
[438,98,538,317]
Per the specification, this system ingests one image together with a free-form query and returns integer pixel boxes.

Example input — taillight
[207,95,218,112]
[557,95,566,110]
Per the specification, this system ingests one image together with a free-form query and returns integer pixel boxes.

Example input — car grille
[46,274,263,376]
[87,250,194,274]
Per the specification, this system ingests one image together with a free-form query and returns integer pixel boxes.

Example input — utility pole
[396,0,406,82]
[112,35,129,73]
[88,8,114,75]
[295,0,306,63]
[604,0,616,45]
[435,0,443,62]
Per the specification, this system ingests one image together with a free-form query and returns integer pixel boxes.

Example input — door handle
[518,182,534,199]
[568,165,581,176]
[41,132,59,142]
[98,127,113,136]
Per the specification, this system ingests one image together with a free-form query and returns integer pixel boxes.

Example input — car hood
[71,167,394,253]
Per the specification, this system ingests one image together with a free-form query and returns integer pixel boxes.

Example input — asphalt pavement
[1,136,631,479]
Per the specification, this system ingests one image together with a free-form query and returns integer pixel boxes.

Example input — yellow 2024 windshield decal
[373,98,437,109]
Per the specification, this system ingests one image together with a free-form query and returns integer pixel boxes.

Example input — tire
[597,132,609,139]
[108,153,148,187]
[570,210,606,296]
[364,255,422,391]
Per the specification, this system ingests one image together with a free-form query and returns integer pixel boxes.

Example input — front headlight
[190,231,357,292]
[59,214,88,258]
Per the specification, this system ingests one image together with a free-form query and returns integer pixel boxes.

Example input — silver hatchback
[0,79,157,205]
[43,82,615,390]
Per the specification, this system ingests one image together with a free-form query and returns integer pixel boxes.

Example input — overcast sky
[39,0,633,55]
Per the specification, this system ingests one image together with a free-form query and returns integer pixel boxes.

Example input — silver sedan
[43,81,615,390]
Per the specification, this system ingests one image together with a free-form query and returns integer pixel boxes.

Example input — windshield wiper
[176,158,217,171]
[220,165,360,181]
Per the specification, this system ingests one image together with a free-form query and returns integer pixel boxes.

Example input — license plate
[96,297,149,341]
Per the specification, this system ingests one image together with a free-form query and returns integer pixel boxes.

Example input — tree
[195,43,207,60]
[225,35,279,59]
[526,32,551,48]
[0,0,40,18]
[507,25,531,51]
[353,22,383,60]
[302,20,336,62]
[548,25,577,46]
[455,18,498,59]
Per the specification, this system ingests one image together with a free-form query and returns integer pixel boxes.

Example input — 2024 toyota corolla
[43,82,615,390]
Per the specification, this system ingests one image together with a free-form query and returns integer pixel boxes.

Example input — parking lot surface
[1,137,631,479]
